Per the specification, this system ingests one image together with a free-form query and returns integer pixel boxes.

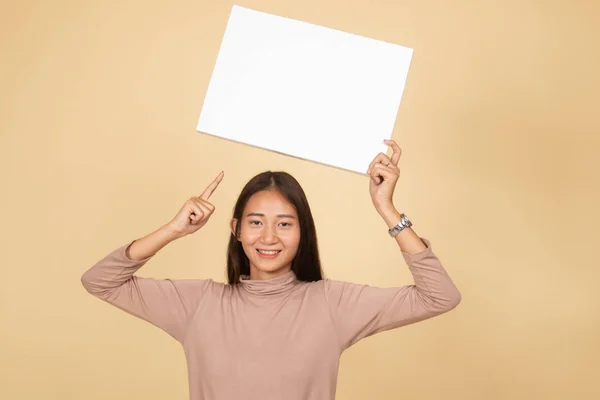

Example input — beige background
[1,0,599,399]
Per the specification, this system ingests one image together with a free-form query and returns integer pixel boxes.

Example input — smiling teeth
[258,250,280,255]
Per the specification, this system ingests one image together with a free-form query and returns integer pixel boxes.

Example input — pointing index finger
[200,171,224,201]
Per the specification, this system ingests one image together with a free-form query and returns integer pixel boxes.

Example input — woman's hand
[167,171,224,238]
[367,140,402,217]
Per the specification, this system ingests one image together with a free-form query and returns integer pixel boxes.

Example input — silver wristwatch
[388,214,412,238]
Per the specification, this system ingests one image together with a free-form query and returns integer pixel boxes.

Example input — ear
[229,218,239,240]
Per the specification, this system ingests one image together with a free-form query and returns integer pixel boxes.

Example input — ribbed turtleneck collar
[239,269,298,296]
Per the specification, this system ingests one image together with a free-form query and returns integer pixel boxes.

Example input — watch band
[388,213,412,238]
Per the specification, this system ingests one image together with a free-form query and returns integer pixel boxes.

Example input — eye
[249,220,261,225]
[279,222,292,227]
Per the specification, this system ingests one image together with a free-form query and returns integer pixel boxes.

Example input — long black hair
[227,171,323,284]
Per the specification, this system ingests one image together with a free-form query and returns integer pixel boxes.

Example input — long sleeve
[324,237,461,350]
[81,241,211,344]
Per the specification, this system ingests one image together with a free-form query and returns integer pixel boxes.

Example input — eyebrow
[245,212,297,219]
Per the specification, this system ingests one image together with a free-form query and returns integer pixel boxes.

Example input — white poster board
[197,5,413,174]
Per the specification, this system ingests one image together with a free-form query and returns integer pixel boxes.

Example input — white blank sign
[197,5,413,174]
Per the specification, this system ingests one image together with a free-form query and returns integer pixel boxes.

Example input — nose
[261,224,278,243]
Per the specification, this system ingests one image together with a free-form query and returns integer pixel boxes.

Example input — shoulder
[297,278,361,297]
[204,278,230,292]
[170,278,230,296]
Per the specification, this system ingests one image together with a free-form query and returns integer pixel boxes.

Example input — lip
[256,249,282,259]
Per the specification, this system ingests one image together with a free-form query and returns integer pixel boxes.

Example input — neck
[239,269,298,297]
[250,266,292,281]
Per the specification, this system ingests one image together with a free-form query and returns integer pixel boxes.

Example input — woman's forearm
[126,224,182,261]
[379,208,427,254]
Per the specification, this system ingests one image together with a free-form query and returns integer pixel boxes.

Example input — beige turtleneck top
[81,237,461,399]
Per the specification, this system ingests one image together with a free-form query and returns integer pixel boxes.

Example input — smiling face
[231,189,301,280]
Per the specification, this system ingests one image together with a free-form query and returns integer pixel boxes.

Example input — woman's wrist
[378,206,402,228]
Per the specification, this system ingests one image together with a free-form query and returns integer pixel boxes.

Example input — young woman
[81,139,461,400]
